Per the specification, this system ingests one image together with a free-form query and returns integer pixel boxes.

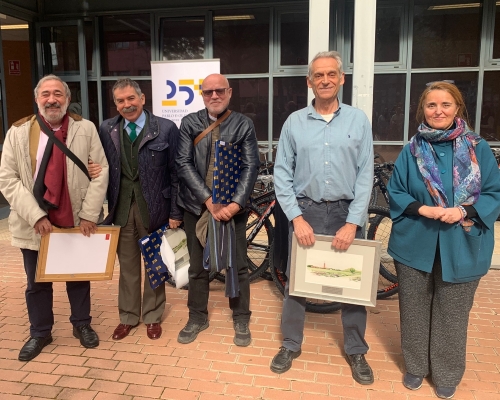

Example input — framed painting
[289,235,381,307]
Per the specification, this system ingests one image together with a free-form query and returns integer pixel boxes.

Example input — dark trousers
[281,199,369,355]
[184,209,251,324]
[396,260,479,387]
[21,249,91,338]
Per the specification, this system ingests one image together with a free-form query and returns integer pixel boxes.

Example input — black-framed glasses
[201,88,229,97]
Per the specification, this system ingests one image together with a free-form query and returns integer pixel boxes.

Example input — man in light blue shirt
[270,51,374,384]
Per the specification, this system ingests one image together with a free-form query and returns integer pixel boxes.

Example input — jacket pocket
[8,210,33,240]
[148,142,169,168]
[451,226,484,279]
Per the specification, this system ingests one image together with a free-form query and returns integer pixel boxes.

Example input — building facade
[0,0,499,163]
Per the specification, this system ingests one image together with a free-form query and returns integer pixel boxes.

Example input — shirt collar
[124,110,146,129]
[307,99,342,120]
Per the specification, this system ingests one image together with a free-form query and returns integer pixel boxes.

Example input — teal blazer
[387,139,500,283]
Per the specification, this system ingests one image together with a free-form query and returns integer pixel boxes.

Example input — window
[273,77,308,140]
[494,3,500,59]
[373,74,406,141]
[160,17,205,60]
[279,11,308,66]
[481,72,500,141]
[412,0,482,68]
[101,14,151,76]
[84,21,94,73]
[88,81,99,128]
[374,6,402,63]
[345,2,404,66]
[213,9,269,74]
[40,25,79,74]
[228,78,269,141]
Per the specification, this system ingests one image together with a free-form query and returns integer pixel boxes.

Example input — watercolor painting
[304,250,364,289]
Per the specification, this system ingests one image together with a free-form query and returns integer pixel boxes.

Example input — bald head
[201,74,232,117]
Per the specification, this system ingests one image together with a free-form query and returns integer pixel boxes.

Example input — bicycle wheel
[252,190,276,213]
[214,205,274,283]
[269,242,342,314]
[366,206,399,299]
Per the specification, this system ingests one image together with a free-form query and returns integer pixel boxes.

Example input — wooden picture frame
[35,226,120,282]
[289,235,381,307]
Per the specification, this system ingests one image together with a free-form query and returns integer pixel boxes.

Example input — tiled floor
[1,221,500,400]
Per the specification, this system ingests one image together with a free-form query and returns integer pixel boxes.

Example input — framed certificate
[289,235,381,307]
[35,226,120,282]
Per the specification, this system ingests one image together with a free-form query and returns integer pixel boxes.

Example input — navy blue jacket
[99,109,182,233]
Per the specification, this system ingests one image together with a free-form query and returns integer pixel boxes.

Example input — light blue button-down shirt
[274,102,374,226]
[124,111,146,136]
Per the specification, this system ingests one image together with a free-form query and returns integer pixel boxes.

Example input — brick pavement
[1,224,500,399]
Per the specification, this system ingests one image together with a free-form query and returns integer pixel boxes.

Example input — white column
[351,0,377,124]
[308,0,330,104]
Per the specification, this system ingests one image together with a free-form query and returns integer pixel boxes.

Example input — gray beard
[40,103,68,124]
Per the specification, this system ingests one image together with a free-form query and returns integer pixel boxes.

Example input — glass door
[35,20,89,119]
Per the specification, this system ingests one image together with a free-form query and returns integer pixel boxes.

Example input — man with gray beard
[0,75,109,361]
[98,78,182,341]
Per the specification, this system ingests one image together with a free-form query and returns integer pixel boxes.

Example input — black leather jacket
[176,109,260,215]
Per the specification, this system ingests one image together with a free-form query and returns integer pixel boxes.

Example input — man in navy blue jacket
[98,78,182,341]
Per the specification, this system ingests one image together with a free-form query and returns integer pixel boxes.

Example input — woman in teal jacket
[388,81,500,399]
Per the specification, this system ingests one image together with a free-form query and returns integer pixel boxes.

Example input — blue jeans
[281,198,369,355]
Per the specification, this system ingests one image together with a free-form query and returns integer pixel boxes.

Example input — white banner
[151,59,220,127]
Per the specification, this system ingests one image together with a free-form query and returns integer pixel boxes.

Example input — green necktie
[128,122,137,142]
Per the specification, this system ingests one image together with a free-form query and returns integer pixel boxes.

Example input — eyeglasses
[201,88,229,97]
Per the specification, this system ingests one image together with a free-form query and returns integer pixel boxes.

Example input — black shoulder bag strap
[36,114,91,181]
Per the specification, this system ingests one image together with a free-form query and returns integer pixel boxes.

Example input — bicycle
[367,206,398,299]
[253,146,275,199]
[370,161,394,207]
[214,201,275,283]
[269,206,398,313]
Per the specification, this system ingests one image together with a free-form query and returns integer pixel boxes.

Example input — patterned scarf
[409,117,481,209]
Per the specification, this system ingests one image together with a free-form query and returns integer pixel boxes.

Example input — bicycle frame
[247,199,276,243]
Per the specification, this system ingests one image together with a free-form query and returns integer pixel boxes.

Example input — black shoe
[73,324,99,348]
[435,386,456,399]
[177,320,209,344]
[233,321,251,347]
[18,336,53,361]
[403,372,424,390]
[346,354,374,385]
[270,346,301,374]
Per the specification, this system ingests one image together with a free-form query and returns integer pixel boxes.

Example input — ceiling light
[213,15,255,21]
[0,24,28,30]
[429,1,500,10]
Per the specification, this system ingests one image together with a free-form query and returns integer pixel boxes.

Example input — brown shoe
[146,323,162,340]
[112,323,137,340]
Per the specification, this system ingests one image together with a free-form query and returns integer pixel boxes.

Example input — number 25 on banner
[162,79,203,107]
